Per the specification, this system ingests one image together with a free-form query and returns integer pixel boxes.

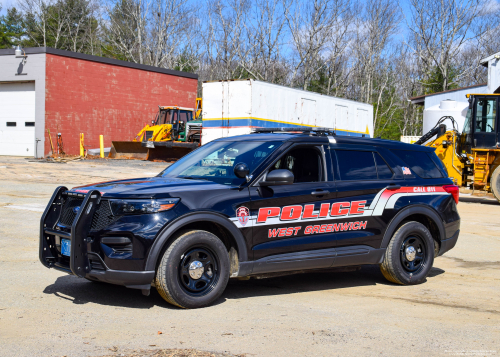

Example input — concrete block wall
[44,54,198,156]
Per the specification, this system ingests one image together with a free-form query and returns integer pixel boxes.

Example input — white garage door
[0,82,36,156]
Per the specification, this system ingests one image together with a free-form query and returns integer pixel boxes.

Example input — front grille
[91,200,119,231]
[59,197,84,226]
[143,130,154,142]
[58,198,119,231]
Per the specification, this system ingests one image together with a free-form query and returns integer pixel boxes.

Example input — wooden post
[99,135,104,158]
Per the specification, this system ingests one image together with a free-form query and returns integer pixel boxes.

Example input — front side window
[463,107,472,134]
[159,141,282,185]
[475,99,496,133]
[179,111,189,123]
[269,146,323,183]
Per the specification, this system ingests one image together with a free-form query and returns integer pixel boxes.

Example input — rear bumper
[438,229,459,256]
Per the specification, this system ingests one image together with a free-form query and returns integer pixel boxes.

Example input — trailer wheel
[380,221,434,285]
[155,230,230,309]
[490,166,500,203]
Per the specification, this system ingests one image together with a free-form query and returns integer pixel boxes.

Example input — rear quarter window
[391,149,443,178]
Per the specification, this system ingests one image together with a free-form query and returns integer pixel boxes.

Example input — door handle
[311,190,329,196]
[386,184,401,191]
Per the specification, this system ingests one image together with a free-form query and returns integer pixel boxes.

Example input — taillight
[443,185,459,204]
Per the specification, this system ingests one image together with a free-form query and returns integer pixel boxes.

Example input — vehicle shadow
[459,195,499,205]
[43,275,179,309]
[222,265,445,300]
[43,265,446,308]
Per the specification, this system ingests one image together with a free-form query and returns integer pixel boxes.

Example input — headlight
[109,198,179,215]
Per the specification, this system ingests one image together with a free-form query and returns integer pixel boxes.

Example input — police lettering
[257,200,367,224]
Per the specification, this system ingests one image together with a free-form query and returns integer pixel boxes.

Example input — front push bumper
[39,187,155,293]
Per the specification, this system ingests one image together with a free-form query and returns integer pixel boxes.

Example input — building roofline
[0,47,198,80]
[480,52,500,67]
[409,83,487,105]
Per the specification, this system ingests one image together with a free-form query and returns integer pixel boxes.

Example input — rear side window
[391,150,443,178]
[374,153,394,179]
[336,150,393,180]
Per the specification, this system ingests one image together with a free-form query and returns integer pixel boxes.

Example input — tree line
[1,0,499,139]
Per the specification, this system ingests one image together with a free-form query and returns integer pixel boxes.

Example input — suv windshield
[159,140,282,185]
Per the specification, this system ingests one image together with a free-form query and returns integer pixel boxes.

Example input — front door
[473,97,498,148]
[248,143,337,261]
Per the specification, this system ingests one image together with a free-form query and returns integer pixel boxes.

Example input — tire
[490,165,500,203]
[380,221,435,285]
[155,230,230,309]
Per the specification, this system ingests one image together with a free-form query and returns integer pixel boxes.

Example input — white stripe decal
[230,186,451,228]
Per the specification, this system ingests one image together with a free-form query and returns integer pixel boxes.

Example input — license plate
[61,239,71,256]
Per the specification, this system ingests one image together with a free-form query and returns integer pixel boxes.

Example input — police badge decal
[236,206,250,226]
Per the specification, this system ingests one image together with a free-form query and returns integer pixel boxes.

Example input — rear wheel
[380,221,434,285]
[490,165,500,202]
[155,230,230,309]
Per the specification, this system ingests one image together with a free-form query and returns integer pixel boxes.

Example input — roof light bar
[251,127,336,135]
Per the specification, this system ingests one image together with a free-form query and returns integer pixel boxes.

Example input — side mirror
[468,97,473,109]
[234,162,250,179]
[260,169,294,186]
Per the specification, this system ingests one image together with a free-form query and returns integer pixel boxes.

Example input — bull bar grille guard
[39,186,102,278]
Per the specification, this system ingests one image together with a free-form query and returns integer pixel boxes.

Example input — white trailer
[201,79,373,144]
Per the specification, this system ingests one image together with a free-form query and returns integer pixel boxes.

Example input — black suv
[39,128,460,308]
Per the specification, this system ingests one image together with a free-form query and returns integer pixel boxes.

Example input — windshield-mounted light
[109,198,180,215]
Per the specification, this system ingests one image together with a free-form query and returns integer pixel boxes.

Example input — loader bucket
[145,142,199,161]
[109,141,149,160]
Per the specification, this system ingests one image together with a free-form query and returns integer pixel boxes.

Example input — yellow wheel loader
[109,98,202,161]
[415,94,500,201]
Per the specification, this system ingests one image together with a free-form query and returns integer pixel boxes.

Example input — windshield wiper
[179,176,209,181]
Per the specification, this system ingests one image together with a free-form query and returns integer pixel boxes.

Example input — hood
[70,176,231,199]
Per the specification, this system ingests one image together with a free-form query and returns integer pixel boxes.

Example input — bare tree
[353,0,402,104]
[284,0,350,90]
[407,0,490,91]
[237,0,288,83]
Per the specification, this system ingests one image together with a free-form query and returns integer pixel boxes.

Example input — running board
[237,246,385,277]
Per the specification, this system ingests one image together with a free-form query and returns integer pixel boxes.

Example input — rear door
[472,96,498,148]
[330,145,403,250]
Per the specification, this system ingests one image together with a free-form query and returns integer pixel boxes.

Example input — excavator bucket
[109,141,149,160]
[146,141,199,161]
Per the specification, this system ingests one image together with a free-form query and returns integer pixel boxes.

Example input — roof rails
[251,127,336,136]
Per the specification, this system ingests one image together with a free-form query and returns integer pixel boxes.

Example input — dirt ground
[0,156,499,357]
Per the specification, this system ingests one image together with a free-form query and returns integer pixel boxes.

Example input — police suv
[39,128,460,308]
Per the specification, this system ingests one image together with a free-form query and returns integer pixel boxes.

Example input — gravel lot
[0,156,499,357]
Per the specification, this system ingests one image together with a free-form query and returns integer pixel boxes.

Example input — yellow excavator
[109,98,202,161]
[415,93,500,201]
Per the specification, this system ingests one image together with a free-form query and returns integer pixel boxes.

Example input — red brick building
[0,47,198,157]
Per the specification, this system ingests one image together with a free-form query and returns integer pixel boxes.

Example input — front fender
[144,211,249,271]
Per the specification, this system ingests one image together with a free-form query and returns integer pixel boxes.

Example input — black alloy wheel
[179,247,219,296]
[380,221,435,285]
[155,230,230,309]
[400,235,426,273]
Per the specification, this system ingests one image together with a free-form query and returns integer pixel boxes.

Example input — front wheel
[490,165,500,203]
[380,221,435,285]
[155,230,230,309]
